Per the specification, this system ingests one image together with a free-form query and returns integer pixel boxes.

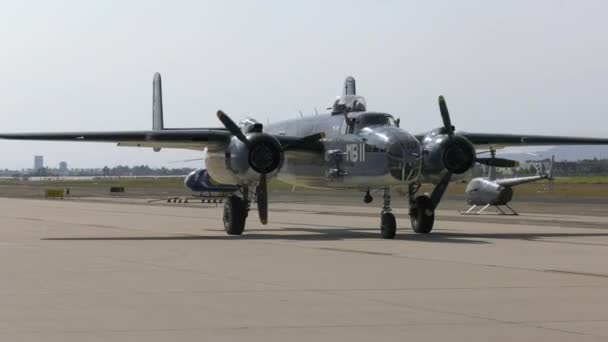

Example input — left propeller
[438,95,454,136]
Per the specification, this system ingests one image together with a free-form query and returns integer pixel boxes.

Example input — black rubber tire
[380,212,397,239]
[223,195,247,235]
[410,196,435,234]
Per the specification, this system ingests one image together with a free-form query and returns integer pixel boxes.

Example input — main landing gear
[372,186,434,239]
[409,194,435,234]
[372,178,449,238]
[408,170,453,234]
[223,186,250,235]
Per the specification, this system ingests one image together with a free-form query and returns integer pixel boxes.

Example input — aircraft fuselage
[206,111,423,190]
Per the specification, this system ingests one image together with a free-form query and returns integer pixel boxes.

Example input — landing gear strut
[223,186,250,235]
[408,182,434,234]
[408,170,453,234]
[380,188,396,239]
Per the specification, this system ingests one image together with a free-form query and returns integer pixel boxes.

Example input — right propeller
[217,110,283,225]
[217,110,325,225]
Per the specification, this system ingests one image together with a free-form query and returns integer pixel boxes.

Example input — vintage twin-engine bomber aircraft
[2,73,608,239]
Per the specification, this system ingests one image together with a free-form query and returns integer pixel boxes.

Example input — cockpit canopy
[352,112,396,132]
[331,95,367,114]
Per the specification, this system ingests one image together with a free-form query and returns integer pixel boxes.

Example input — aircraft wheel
[223,195,247,235]
[380,211,396,239]
[410,196,435,234]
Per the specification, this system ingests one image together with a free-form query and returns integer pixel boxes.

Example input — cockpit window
[354,114,394,132]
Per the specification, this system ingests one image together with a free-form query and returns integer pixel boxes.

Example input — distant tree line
[100,165,195,177]
[0,165,196,177]
[472,158,608,178]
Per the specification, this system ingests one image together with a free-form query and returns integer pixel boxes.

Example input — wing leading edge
[0,129,231,152]
[459,132,608,148]
[0,129,325,153]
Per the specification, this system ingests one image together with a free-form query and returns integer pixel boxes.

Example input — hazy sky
[0,0,606,169]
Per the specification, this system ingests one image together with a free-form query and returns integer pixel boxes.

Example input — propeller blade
[217,110,249,146]
[256,174,268,225]
[475,157,520,168]
[438,95,454,136]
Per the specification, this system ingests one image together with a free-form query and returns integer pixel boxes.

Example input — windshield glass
[354,114,394,131]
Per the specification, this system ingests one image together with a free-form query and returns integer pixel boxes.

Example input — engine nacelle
[421,131,476,177]
[206,133,284,185]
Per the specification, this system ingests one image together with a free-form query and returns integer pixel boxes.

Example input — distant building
[59,161,68,175]
[34,155,44,171]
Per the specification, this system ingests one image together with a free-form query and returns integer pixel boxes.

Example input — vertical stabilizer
[488,165,497,181]
[343,76,356,96]
[153,72,164,130]
[152,73,163,152]
[488,148,497,180]
[549,155,555,192]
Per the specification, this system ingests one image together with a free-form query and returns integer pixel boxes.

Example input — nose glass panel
[388,141,407,181]
[382,129,420,182]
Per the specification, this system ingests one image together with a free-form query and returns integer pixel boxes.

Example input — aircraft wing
[458,132,608,148]
[0,129,231,151]
[0,129,325,152]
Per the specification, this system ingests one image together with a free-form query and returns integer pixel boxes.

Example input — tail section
[488,165,497,181]
[343,76,356,95]
[152,73,164,152]
[153,72,164,130]
[547,155,555,192]
[537,155,554,178]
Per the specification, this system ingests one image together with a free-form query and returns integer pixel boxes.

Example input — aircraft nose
[387,131,420,182]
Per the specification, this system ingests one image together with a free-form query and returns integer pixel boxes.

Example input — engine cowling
[206,133,283,185]
[422,131,476,176]
[246,133,283,174]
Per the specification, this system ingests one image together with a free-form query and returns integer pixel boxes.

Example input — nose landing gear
[223,186,250,235]
[380,188,396,239]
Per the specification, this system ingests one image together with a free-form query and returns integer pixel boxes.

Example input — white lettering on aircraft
[345,143,366,162]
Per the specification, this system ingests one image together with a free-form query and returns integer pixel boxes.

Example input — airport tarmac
[1,196,608,341]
